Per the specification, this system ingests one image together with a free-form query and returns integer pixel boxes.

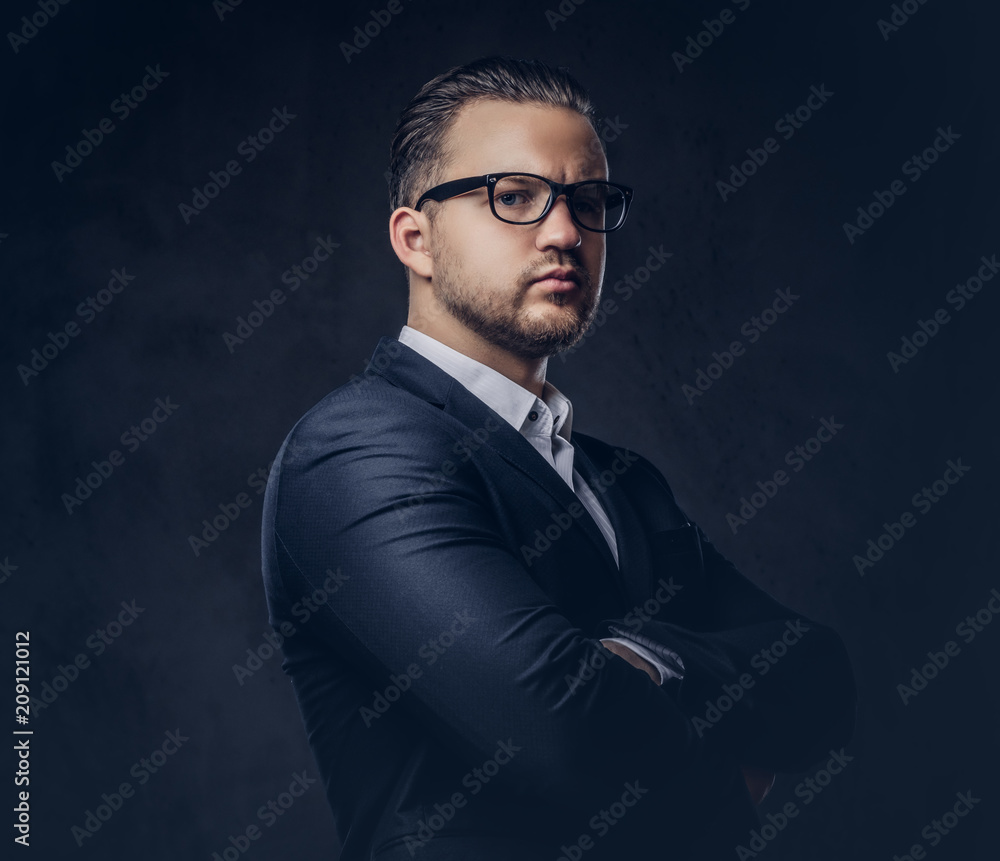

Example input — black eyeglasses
[413,172,634,233]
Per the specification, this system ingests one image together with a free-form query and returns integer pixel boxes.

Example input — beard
[428,242,600,360]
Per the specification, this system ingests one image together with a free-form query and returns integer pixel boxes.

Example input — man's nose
[535,195,583,250]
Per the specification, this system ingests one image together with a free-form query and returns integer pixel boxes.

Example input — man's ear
[389,207,434,280]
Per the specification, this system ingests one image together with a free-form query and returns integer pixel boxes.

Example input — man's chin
[522,304,595,350]
[508,321,592,359]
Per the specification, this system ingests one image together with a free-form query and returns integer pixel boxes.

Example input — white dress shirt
[397,326,683,684]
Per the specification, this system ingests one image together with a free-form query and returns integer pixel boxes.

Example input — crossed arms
[264,399,857,827]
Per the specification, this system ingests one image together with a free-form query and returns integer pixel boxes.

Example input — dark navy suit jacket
[260,336,856,860]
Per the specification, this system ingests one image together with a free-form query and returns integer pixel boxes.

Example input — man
[261,55,856,860]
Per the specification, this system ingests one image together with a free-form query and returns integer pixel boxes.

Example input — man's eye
[497,190,532,206]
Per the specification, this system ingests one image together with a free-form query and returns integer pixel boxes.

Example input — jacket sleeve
[594,456,857,773]
[264,403,748,817]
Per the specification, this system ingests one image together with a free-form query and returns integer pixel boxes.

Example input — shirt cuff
[603,636,685,685]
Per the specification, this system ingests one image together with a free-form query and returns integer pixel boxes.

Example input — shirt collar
[397,325,573,444]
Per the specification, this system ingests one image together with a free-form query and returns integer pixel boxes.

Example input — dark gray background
[3,0,999,858]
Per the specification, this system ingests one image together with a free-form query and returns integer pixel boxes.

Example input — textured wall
[3,0,999,858]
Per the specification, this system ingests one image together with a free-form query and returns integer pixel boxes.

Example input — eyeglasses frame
[412,172,634,233]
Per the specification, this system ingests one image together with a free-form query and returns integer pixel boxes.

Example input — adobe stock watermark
[557,245,673,362]
[340,0,412,63]
[15,267,137,386]
[7,0,72,55]
[13,729,30,846]
[405,739,521,856]
[51,65,169,182]
[209,770,318,860]
[61,397,180,514]
[842,125,960,244]
[878,0,932,41]
[233,567,350,685]
[671,0,753,73]
[717,85,834,202]
[725,416,845,534]
[896,586,1000,705]
[554,779,649,859]
[885,252,997,373]
[681,287,800,404]
[222,235,340,353]
[177,106,297,225]
[852,458,970,576]
[28,600,146,716]
[359,610,477,728]
[70,729,188,847]
[889,789,980,860]
[733,748,854,859]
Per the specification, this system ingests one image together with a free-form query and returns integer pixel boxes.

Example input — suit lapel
[572,436,653,606]
[366,336,624,586]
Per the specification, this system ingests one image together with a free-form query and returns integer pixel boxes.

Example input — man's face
[422,99,609,360]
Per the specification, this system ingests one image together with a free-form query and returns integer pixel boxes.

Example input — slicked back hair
[387,55,604,224]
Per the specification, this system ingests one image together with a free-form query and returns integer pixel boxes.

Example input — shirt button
[528,410,539,421]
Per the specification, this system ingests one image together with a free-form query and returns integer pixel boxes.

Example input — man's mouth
[530,268,582,292]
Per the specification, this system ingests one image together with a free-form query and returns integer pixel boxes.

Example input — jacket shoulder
[285,372,453,453]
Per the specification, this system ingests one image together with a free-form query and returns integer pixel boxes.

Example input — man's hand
[600,638,660,684]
